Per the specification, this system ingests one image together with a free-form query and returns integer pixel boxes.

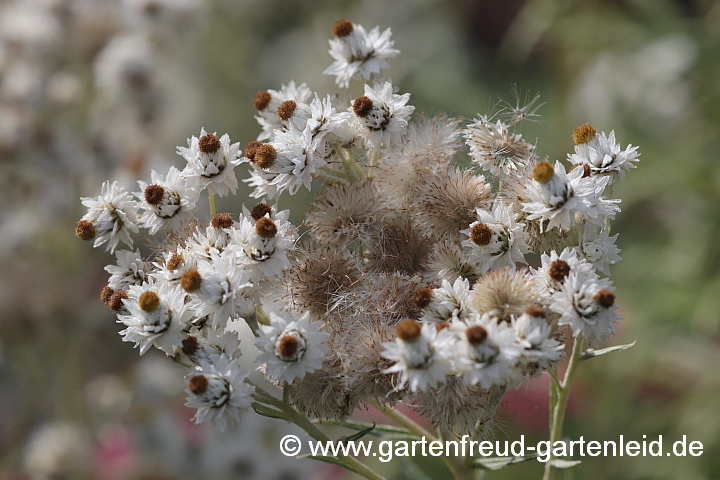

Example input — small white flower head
[186,219,233,260]
[227,213,293,281]
[569,124,640,184]
[453,314,522,388]
[419,278,471,323]
[180,327,242,366]
[182,253,254,327]
[351,82,414,148]
[461,201,530,273]
[152,245,198,287]
[575,226,622,275]
[135,166,199,234]
[185,356,254,431]
[105,249,151,290]
[382,320,453,392]
[79,181,139,253]
[252,81,313,141]
[512,305,564,368]
[521,160,619,231]
[306,94,354,145]
[178,128,245,197]
[532,247,597,303]
[551,271,620,346]
[323,20,399,88]
[463,116,535,177]
[118,281,193,355]
[255,311,329,384]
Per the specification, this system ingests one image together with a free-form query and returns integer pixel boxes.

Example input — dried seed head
[182,336,199,356]
[548,260,571,282]
[180,269,202,293]
[470,223,493,246]
[255,217,277,238]
[75,220,96,241]
[211,212,233,229]
[138,291,160,312]
[524,304,546,318]
[144,184,165,205]
[100,286,115,305]
[414,287,434,309]
[572,123,597,145]
[594,289,615,308]
[253,144,276,169]
[166,252,184,270]
[532,162,554,184]
[436,321,450,332]
[332,19,353,37]
[466,325,488,345]
[252,91,271,111]
[198,133,221,154]
[276,335,299,359]
[108,290,128,311]
[353,96,374,118]
[276,100,296,121]
[245,140,263,161]
[251,202,272,221]
[188,375,208,395]
[570,162,592,178]
[396,319,422,342]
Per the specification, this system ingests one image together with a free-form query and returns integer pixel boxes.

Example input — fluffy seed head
[470,223,492,246]
[138,291,160,312]
[466,325,488,345]
[532,162,554,184]
[255,217,277,238]
[108,290,128,311]
[188,375,208,395]
[144,184,165,205]
[572,123,597,145]
[166,252,184,270]
[75,220,96,241]
[277,100,296,121]
[251,202,272,220]
[594,289,615,308]
[548,260,571,282]
[414,288,434,309]
[245,140,263,161]
[180,269,202,293]
[353,96,374,118]
[396,319,422,342]
[198,133,221,154]
[277,335,299,359]
[332,19,353,37]
[524,304,546,318]
[182,336,199,355]
[100,286,114,304]
[211,212,233,229]
[253,144,276,169]
[252,91,271,111]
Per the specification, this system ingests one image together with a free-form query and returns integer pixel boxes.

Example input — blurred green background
[1,0,719,479]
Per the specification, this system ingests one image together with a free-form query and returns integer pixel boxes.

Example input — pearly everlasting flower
[351,82,414,148]
[80,181,139,253]
[464,116,535,177]
[185,356,254,431]
[568,125,640,184]
[180,327,242,366]
[512,305,564,368]
[255,311,329,384]
[574,226,622,275]
[551,271,620,346]
[323,20,399,88]
[117,281,194,355]
[461,201,530,273]
[187,223,232,260]
[382,320,453,392]
[136,166,200,234]
[521,161,620,231]
[178,128,245,197]
[452,314,522,388]
[227,212,294,281]
[183,253,254,327]
[252,81,313,141]
[152,245,198,287]
[105,249,151,290]
[419,278,471,323]
[531,247,597,303]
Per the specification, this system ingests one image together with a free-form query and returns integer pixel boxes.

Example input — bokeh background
[1,0,719,479]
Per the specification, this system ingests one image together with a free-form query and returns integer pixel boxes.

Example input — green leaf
[470,455,538,470]
[340,422,376,444]
[296,455,364,476]
[581,341,637,361]
[550,458,582,468]
[316,419,415,437]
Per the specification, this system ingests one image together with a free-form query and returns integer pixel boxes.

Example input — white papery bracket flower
[178,128,245,197]
[351,81,414,148]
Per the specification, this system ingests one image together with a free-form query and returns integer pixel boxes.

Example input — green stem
[543,334,584,480]
[208,192,216,217]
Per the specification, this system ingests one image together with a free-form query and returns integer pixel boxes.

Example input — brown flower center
[548,260,571,282]
[570,162,592,178]
[211,212,234,229]
[75,220,96,241]
[251,202,273,221]
[166,253,184,271]
[180,269,202,293]
[198,133,221,154]
[413,287,434,309]
[144,184,165,205]
[255,217,277,238]
[594,289,615,308]
[436,321,450,333]
[100,286,115,305]
[524,304,546,318]
[252,91,271,111]
[188,375,208,395]
[182,336,199,356]
[396,319,422,342]
[245,140,263,161]
[572,123,597,145]
[277,100,297,121]
[470,223,493,246]
[532,161,554,184]
[108,290,128,311]
[276,335,299,358]
[466,325,488,345]
[138,291,160,312]
[332,19,353,37]
[352,96,374,118]
[253,144,277,169]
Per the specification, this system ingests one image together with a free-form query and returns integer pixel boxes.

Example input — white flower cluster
[78,19,639,436]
